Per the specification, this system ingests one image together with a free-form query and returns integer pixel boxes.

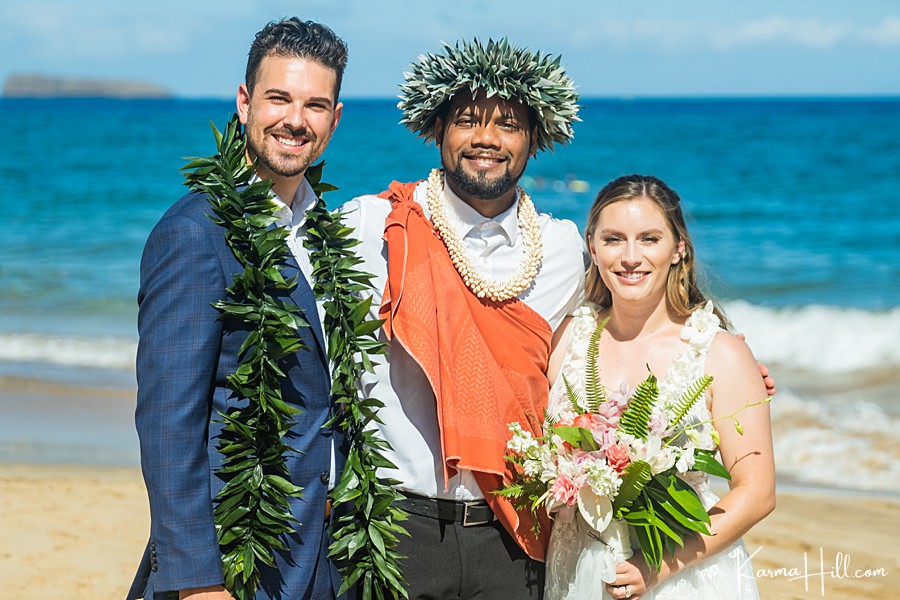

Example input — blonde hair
[584,174,729,328]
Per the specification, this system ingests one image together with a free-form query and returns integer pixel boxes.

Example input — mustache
[266,126,316,141]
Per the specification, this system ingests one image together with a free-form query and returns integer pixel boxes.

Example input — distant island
[2,74,172,99]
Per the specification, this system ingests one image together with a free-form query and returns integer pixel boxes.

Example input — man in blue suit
[128,18,347,600]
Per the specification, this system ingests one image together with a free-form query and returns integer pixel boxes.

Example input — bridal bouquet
[498,318,733,572]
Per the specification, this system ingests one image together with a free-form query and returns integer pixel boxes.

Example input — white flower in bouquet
[627,435,678,475]
[507,422,539,455]
[584,460,621,498]
[675,444,697,473]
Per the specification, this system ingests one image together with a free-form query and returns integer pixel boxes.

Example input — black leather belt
[394,494,496,527]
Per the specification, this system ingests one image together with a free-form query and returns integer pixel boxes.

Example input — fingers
[757,360,777,396]
[605,583,638,599]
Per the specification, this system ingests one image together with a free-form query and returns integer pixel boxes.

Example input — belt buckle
[462,501,492,527]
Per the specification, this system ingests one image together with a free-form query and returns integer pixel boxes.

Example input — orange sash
[377,180,552,560]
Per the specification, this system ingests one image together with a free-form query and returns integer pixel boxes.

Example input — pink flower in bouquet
[595,400,624,428]
[605,443,631,473]
[572,413,596,429]
[648,412,669,437]
[573,448,606,467]
[607,382,632,411]
[556,409,578,427]
[551,474,579,506]
[594,428,617,451]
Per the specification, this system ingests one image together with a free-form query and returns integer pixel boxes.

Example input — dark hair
[584,174,730,328]
[245,18,348,100]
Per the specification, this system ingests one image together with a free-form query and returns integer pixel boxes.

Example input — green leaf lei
[303,167,409,600]
[182,115,407,599]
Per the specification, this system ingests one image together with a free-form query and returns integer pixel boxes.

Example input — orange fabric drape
[377,180,553,559]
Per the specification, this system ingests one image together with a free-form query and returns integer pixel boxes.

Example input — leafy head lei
[398,38,580,153]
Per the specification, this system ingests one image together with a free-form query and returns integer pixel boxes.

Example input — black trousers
[395,510,545,599]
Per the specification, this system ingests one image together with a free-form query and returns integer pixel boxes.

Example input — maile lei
[182,115,407,600]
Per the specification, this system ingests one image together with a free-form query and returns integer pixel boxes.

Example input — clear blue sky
[3,0,898,98]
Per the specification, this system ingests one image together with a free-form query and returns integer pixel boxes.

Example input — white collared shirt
[341,177,586,500]
[270,179,336,488]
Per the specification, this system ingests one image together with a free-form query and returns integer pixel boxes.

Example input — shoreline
[1,463,897,599]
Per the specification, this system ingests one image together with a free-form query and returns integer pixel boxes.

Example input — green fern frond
[612,460,652,516]
[619,372,658,440]
[669,375,714,429]
[562,374,586,414]
[584,317,610,412]
[542,407,558,428]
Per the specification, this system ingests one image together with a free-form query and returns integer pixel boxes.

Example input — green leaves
[553,425,600,452]
[692,449,732,480]
[669,375,713,430]
[398,38,580,153]
[618,373,658,440]
[618,474,713,570]
[583,317,609,413]
[189,115,309,600]
[196,114,408,599]
[612,460,652,516]
[303,169,409,599]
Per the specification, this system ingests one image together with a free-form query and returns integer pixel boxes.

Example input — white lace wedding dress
[544,304,760,600]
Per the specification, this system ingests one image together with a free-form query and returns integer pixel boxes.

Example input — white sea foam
[723,301,900,373]
[0,333,136,370]
[0,302,897,375]
[770,388,900,493]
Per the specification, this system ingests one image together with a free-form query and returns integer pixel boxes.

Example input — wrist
[178,585,229,600]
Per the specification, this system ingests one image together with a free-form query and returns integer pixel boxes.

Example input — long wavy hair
[584,174,729,328]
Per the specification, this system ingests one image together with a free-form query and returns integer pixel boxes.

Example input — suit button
[320,471,329,484]
[151,559,158,572]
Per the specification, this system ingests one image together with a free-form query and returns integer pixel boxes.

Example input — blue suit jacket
[128,191,345,599]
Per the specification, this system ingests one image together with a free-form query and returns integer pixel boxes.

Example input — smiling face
[434,89,537,217]
[589,197,685,309]
[237,53,342,199]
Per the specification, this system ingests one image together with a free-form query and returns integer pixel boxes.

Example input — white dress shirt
[270,179,336,488]
[341,176,586,500]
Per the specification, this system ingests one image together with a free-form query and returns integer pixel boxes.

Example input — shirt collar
[254,175,318,230]
[441,175,519,245]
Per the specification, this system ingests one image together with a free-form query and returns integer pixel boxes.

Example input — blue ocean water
[2,97,899,487]
[2,96,898,346]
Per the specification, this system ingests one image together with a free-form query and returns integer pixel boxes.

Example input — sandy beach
[0,463,896,600]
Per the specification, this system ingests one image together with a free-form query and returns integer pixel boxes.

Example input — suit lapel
[282,253,328,363]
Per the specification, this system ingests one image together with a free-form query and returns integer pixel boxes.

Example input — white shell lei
[426,168,543,302]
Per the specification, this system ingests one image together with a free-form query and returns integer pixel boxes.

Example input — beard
[443,158,521,202]
[245,122,318,179]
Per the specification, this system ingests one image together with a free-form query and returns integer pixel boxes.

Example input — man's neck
[249,156,303,207]
[269,178,302,206]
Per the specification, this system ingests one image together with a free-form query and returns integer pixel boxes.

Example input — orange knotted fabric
[377,180,553,560]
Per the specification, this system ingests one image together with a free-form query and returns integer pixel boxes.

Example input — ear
[434,116,444,148]
[529,125,539,157]
[236,84,251,125]
[673,239,686,264]
[331,101,343,134]
[587,235,600,266]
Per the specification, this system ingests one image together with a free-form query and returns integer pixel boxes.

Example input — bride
[545,175,774,599]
